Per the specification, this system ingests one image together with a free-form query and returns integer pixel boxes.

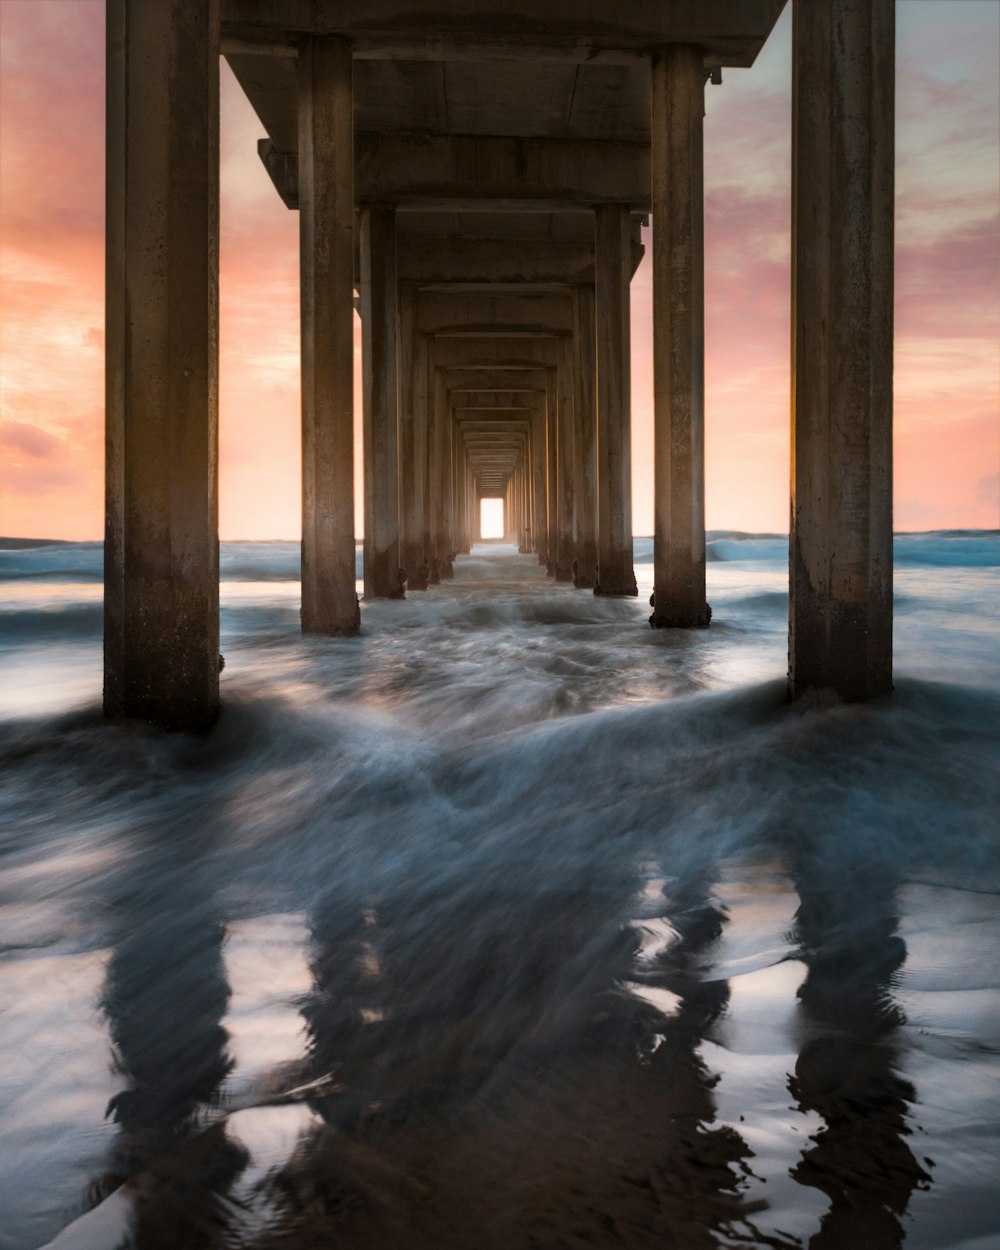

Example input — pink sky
[1,0,997,540]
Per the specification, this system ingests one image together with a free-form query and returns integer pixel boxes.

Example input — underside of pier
[104,0,894,728]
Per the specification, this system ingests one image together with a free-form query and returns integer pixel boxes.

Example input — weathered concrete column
[790,0,894,700]
[399,288,429,586]
[517,459,531,553]
[650,46,710,629]
[531,399,548,563]
[105,0,220,729]
[432,371,455,575]
[417,335,434,578]
[450,433,466,556]
[572,285,598,588]
[299,38,359,634]
[418,335,434,572]
[468,462,477,550]
[545,368,559,574]
[594,204,638,596]
[360,204,401,599]
[554,340,576,581]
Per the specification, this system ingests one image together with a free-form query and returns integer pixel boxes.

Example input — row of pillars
[104,0,893,729]
[362,238,638,602]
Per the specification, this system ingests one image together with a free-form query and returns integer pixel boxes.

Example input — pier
[103,0,894,728]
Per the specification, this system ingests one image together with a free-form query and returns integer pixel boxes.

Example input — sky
[0,0,997,541]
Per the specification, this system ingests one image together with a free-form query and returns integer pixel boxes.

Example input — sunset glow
[1,0,997,540]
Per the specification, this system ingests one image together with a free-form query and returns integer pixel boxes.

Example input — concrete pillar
[418,335,433,573]
[545,368,558,575]
[572,285,598,588]
[650,46,710,629]
[105,0,220,729]
[433,372,455,575]
[415,335,432,582]
[526,452,534,553]
[360,204,400,599]
[594,204,638,596]
[468,462,476,551]
[532,399,548,564]
[517,458,531,553]
[554,339,575,581]
[398,288,427,585]
[461,452,471,554]
[299,39,359,634]
[790,0,894,700]
[452,420,468,555]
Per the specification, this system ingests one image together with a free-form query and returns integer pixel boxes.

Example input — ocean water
[1,533,998,1250]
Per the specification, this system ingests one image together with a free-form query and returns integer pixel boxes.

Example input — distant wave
[1,531,997,583]
[0,603,103,641]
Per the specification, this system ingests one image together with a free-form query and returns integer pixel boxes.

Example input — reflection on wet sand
[229,856,788,1248]
[97,827,246,1248]
[62,832,942,1250]
[789,847,932,1248]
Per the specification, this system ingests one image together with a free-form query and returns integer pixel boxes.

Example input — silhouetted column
[545,369,558,574]
[517,459,531,553]
[419,335,433,572]
[594,204,638,596]
[451,415,468,555]
[555,340,575,581]
[398,288,424,584]
[650,46,710,629]
[572,285,598,588]
[532,399,548,564]
[360,204,400,599]
[299,38,359,634]
[105,0,221,729]
[790,0,894,700]
[433,372,454,575]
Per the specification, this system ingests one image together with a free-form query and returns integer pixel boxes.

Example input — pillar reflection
[789,849,931,1248]
[250,851,797,1248]
[95,828,243,1249]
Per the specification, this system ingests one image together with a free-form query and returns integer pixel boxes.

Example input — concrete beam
[399,239,594,285]
[416,289,574,335]
[222,0,786,66]
[442,368,548,392]
[449,392,536,408]
[259,134,650,210]
[433,337,564,369]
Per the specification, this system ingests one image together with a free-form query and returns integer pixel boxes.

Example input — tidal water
[1,533,998,1250]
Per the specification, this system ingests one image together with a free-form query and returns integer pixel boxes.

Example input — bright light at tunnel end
[480,498,505,540]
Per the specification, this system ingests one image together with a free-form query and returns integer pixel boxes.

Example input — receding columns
[594,204,638,596]
[360,204,401,598]
[572,285,598,588]
[650,46,710,629]
[104,0,221,729]
[299,38,359,634]
[790,0,894,701]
